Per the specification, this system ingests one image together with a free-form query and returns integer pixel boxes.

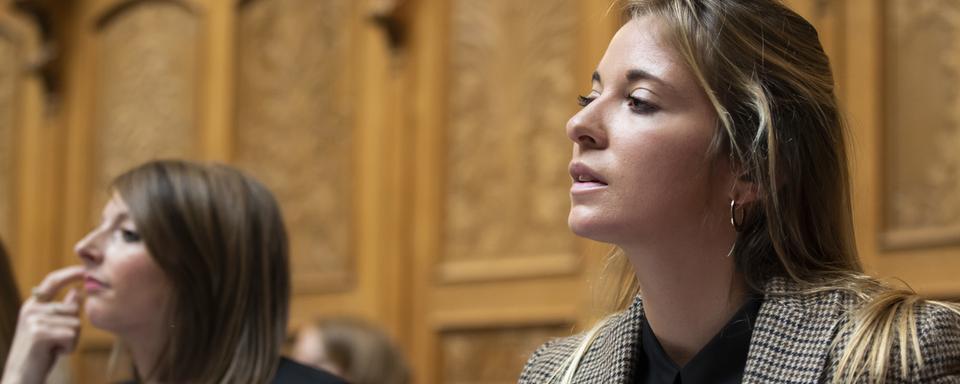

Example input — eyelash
[576,94,660,114]
[627,96,659,114]
[120,228,142,243]
[577,95,594,107]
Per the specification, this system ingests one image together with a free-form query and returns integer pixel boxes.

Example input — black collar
[636,296,762,384]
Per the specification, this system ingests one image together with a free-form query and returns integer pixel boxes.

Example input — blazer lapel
[742,278,848,383]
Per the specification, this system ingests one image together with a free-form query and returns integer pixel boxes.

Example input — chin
[83,300,117,331]
[568,210,614,242]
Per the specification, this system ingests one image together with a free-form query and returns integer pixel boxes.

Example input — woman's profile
[520,0,960,382]
[2,160,345,383]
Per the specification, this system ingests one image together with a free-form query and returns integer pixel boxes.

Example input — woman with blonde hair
[520,0,960,382]
[2,160,345,383]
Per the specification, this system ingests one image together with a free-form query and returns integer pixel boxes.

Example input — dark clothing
[272,357,346,384]
[118,357,345,384]
[635,296,762,384]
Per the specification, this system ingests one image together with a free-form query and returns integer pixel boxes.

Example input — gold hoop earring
[730,200,745,232]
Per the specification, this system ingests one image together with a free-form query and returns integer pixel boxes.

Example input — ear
[729,173,760,206]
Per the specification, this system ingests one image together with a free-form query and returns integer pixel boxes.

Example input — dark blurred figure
[0,238,20,377]
[293,317,411,384]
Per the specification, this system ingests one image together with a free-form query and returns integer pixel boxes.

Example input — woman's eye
[577,95,595,107]
[627,96,659,114]
[120,229,142,243]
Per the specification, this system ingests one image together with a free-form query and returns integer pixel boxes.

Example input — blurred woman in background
[0,238,20,378]
[293,317,411,384]
[520,0,960,382]
[2,160,345,383]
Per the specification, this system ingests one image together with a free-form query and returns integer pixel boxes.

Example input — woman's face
[567,16,735,247]
[75,194,172,333]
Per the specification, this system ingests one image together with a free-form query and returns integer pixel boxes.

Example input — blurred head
[75,160,290,382]
[0,237,20,376]
[293,318,410,384]
[584,0,858,295]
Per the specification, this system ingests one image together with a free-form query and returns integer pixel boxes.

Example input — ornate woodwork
[92,2,198,211]
[442,0,579,281]
[440,325,569,384]
[235,0,356,293]
[0,31,17,242]
[881,0,960,249]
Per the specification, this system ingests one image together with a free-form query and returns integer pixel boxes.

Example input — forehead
[103,193,131,219]
[595,15,693,89]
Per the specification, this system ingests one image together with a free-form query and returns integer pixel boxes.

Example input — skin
[567,15,757,366]
[3,194,172,383]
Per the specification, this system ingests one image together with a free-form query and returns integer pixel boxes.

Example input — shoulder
[518,311,630,384]
[272,357,347,384]
[518,332,586,383]
[826,297,960,382]
[913,301,960,381]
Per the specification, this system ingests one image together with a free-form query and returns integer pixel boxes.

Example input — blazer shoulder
[518,308,637,384]
[825,299,960,383]
[915,301,960,382]
[518,331,586,384]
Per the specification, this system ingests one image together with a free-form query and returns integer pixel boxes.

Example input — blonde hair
[557,1,960,382]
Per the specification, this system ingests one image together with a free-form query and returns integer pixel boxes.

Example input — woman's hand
[2,266,84,384]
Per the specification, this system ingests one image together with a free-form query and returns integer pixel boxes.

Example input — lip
[569,162,608,194]
[83,275,108,293]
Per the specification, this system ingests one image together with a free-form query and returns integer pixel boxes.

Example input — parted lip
[569,162,607,184]
[83,274,108,287]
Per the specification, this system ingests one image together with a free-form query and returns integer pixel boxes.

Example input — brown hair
[112,160,289,383]
[303,317,410,384]
[0,238,20,377]
[560,1,960,383]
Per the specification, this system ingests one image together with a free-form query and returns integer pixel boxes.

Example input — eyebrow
[625,68,665,84]
[591,69,667,83]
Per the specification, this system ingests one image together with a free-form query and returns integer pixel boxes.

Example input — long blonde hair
[559,0,960,382]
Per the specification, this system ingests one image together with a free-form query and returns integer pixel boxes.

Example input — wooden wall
[0,0,958,383]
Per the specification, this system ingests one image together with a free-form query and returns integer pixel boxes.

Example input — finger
[28,302,79,317]
[64,288,81,306]
[33,266,85,301]
[44,328,80,354]
[36,316,82,329]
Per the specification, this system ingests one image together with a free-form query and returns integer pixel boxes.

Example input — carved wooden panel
[881,0,960,249]
[93,2,198,211]
[235,0,356,293]
[443,0,578,280]
[0,33,16,242]
[440,325,569,384]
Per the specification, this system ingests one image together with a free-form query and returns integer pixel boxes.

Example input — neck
[118,323,167,383]
[621,234,749,366]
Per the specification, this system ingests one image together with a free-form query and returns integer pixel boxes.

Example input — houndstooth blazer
[519,278,960,383]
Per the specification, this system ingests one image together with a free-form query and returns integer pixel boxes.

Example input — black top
[634,296,762,384]
[273,357,347,384]
[118,357,346,384]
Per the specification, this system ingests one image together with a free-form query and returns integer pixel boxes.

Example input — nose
[75,229,104,266]
[566,102,608,150]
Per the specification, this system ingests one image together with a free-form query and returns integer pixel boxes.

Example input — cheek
[88,249,171,329]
